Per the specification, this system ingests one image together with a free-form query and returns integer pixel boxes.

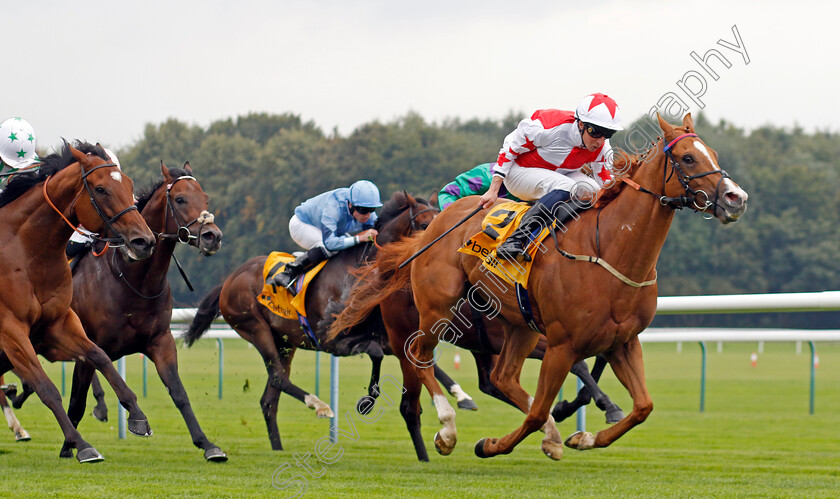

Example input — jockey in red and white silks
[480,93,624,261]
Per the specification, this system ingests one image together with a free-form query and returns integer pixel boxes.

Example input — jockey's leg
[271,246,329,294]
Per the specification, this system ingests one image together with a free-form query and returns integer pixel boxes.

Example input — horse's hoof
[59,447,73,459]
[204,447,228,462]
[77,447,105,463]
[128,418,153,437]
[433,431,455,456]
[356,397,373,415]
[551,401,574,424]
[92,406,108,422]
[14,430,31,441]
[564,430,596,450]
[474,438,490,458]
[541,439,564,460]
[1,383,17,398]
[456,399,478,411]
[605,408,624,424]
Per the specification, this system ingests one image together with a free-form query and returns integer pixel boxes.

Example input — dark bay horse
[184,192,439,451]
[63,162,224,461]
[331,114,748,460]
[0,142,155,462]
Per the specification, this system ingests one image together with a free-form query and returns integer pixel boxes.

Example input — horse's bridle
[155,175,216,245]
[624,133,731,218]
[407,203,437,233]
[44,161,138,247]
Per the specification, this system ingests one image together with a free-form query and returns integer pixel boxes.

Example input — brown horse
[0,142,155,462]
[330,113,748,460]
[0,375,29,441]
[184,192,438,451]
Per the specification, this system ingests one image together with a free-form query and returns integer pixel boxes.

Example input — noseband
[157,175,216,245]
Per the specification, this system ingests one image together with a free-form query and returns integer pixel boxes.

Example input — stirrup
[496,238,531,262]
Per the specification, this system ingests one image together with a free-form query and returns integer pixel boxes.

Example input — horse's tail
[327,232,425,340]
[184,284,223,347]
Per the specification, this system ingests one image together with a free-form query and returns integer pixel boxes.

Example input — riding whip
[398,205,483,269]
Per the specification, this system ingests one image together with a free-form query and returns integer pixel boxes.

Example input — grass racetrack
[1,339,838,498]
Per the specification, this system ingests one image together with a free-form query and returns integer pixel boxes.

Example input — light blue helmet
[348,180,382,208]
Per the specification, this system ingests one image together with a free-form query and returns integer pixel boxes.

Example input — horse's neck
[17,168,81,260]
[123,199,176,285]
[592,152,676,280]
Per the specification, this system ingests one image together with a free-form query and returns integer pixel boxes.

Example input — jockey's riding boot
[496,189,579,262]
[66,239,91,273]
[271,246,329,295]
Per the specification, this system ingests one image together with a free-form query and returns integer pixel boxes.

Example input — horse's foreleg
[90,373,108,422]
[43,314,151,438]
[396,354,428,462]
[59,361,96,458]
[587,355,624,423]
[433,364,477,411]
[0,324,100,462]
[565,337,652,451]
[0,374,30,441]
[477,341,576,460]
[357,342,384,415]
[147,332,227,461]
[470,352,517,408]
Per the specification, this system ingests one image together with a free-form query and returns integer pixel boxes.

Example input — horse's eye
[682,154,694,165]
[175,196,186,205]
[94,186,107,195]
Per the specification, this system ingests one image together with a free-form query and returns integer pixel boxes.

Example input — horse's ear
[160,160,171,179]
[403,189,415,205]
[183,161,192,174]
[682,113,695,133]
[656,112,676,139]
[69,143,85,163]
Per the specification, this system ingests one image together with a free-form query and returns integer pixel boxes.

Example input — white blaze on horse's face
[692,141,719,170]
[110,171,122,182]
[689,139,748,223]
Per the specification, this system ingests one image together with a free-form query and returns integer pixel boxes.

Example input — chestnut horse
[330,279,623,461]
[184,192,438,450]
[331,114,748,460]
[0,142,155,462]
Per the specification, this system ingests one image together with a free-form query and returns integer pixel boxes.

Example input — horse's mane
[593,149,644,209]
[373,191,431,231]
[135,167,192,212]
[0,140,107,209]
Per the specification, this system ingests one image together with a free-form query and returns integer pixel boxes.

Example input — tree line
[115,111,840,329]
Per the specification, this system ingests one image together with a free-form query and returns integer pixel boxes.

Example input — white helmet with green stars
[0,117,38,169]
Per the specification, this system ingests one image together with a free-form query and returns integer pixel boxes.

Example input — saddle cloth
[457,201,552,288]
[257,251,328,320]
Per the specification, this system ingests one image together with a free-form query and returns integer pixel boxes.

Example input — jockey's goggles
[353,205,376,215]
[583,122,617,139]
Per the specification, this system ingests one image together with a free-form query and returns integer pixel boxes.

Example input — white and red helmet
[0,118,38,168]
[575,93,623,131]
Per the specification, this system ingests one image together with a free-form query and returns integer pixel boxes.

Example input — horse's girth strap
[559,250,657,288]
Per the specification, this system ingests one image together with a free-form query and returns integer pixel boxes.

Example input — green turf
[1,340,838,498]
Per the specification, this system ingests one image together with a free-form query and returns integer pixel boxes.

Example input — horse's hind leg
[43,314,152,438]
[0,374,30,441]
[0,325,101,462]
[147,331,227,462]
[90,373,108,422]
[433,364,477,411]
[565,337,652,450]
[471,352,517,408]
[551,356,623,424]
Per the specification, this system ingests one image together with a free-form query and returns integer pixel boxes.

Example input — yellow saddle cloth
[457,201,552,288]
[257,251,329,319]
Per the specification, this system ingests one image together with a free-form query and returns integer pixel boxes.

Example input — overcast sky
[6,1,837,153]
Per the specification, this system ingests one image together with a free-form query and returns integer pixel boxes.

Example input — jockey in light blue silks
[271,180,383,294]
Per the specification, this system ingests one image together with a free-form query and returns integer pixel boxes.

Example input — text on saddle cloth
[457,201,553,289]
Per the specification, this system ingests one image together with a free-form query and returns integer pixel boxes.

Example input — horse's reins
[553,132,731,287]
[43,161,138,247]
[359,201,438,263]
